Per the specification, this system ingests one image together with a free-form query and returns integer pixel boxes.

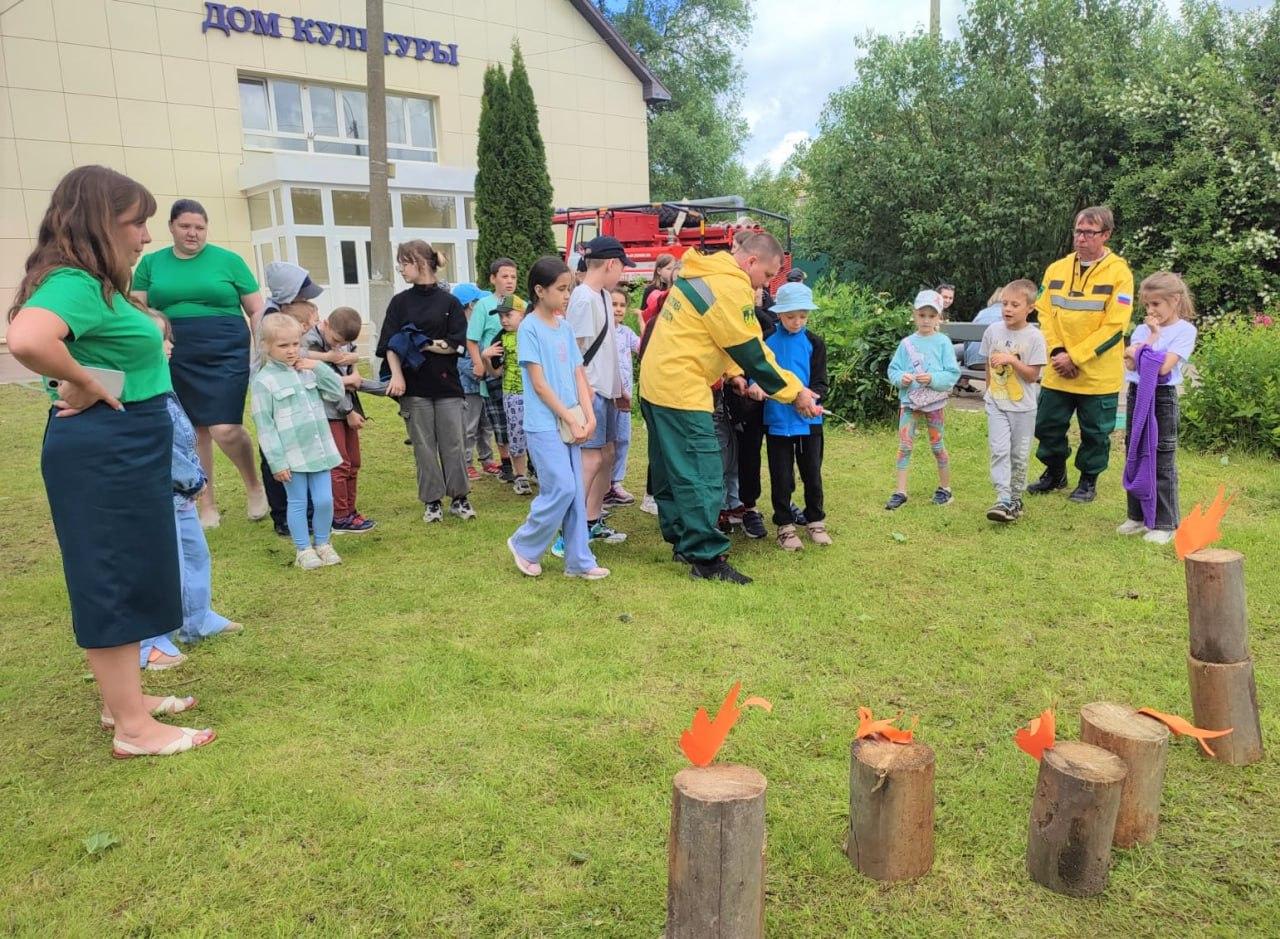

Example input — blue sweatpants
[283,470,334,550]
[174,503,232,642]
[510,430,598,573]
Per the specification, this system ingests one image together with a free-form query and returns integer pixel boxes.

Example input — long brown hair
[7,166,156,321]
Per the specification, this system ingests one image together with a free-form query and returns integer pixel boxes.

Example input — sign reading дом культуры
[200,3,460,66]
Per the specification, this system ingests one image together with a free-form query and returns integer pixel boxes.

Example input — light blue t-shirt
[1125,319,1196,386]
[518,313,583,434]
[887,330,961,405]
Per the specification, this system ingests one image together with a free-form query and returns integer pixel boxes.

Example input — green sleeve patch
[725,339,787,395]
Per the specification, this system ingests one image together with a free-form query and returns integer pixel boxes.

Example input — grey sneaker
[513,476,533,495]
[423,501,444,523]
[450,497,477,520]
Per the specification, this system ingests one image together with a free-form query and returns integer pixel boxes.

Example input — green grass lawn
[1,382,1276,936]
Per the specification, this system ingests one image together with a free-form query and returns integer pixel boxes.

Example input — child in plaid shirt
[251,313,346,570]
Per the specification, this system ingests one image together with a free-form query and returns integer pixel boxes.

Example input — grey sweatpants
[462,392,494,464]
[399,396,469,505]
[986,399,1037,503]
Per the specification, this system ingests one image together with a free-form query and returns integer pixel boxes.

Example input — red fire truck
[551,201,795,294]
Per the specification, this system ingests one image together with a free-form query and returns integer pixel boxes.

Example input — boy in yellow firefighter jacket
[1028,207,1135,503]
[639,235,818,584]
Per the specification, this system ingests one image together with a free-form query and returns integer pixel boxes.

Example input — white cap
[913,289,944,314]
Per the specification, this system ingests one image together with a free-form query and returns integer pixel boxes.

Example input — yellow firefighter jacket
[638,249,804,412]
[1036,250,1135,395]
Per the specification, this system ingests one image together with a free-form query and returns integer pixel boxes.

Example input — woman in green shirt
[132,199,267,529]
[7,166,216,759]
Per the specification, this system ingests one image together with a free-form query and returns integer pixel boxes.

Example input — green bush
[808,280,912,427]
[1181,319,1280,456]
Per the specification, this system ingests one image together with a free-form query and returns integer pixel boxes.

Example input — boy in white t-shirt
[981,279,1048,523]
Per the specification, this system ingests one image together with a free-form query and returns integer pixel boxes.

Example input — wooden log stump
[1079,702,1170,847]
[1026,741,1127,897]
[847,739,935,882]
[1187,655,1264,766]
[667,765,766,939]
[1186,549,1250,664]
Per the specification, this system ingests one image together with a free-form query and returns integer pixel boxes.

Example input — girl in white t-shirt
[1118,271,1198,544]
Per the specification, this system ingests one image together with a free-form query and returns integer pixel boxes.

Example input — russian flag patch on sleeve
[1117,293,1132,306]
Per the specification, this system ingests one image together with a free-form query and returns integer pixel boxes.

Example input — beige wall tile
[124,146,177,194]
[577,83,604,116]
[208,62,243,110]
[212,107,243,154]
[71,143,127,170]
[174,151,225,197]
[118,99,172,149]
[0,138,20,188]
[4,37,64,92]
[60,45,116,98]
[9,90,69,143]
[223,194,251,242]
[162,56,214,107]
[65,95,124,147]
[0,0,55,40]
[0,188,30,239]
[0,238,30,289]
[20,188,49,239]
[486,0,516,28]
[155,7,212,61]
[205,30,265,69]
[264,33,310,76]
[516,0,545,32]
[0,87,12,139]
[105,0,161,55]
[302,43,347,82]
[15,139,73,189]
[168,103,220,153]
[113,51,166,102]
[52,0,110,48]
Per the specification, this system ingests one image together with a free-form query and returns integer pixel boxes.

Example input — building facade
[0,0,663,353]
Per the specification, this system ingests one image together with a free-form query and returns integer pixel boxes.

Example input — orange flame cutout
[855,707,916,744]
[1174,485,1234,560]
[678,682,773,767]
[1137,707,1233,757]
[1014,708,1056,761]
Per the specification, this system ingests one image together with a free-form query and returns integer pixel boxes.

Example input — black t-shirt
[376,283,467,399]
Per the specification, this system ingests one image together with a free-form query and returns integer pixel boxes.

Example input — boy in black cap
[566,236,632,544]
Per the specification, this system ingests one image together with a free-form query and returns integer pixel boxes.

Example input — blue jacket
[887,332,960,405]
[762,326,828,437]
[386,323,432,372]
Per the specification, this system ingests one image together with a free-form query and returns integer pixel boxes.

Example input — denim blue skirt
[169,314,251,426]
[41,395,182,649]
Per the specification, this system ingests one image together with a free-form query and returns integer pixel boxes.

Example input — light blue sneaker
[551,535,565,558]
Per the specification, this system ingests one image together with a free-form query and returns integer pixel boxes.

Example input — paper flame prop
[1174,485,1234,560]
[1014,709,1056,761]
[678,682,773,767]
[855,707,916,744]
[1137,707,1233,757]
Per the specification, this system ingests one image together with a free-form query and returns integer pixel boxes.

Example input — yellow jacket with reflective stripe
[638,250,804,412]
[1035,250,1135,394]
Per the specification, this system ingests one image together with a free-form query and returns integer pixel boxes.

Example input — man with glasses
[1027,206,1135,503]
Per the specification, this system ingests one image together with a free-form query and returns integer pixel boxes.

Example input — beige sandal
[112,727,216,759]
[100,695,198,731]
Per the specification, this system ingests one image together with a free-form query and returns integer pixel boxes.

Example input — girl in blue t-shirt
[506,257,609,581]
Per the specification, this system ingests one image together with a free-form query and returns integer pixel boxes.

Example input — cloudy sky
[740,0,1272,170]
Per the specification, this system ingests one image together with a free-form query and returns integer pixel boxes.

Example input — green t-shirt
[26,267,172,403]
[132,244,258,319]
[500,330,522,395]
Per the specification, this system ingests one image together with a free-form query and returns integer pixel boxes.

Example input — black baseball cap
[581,235,635,267]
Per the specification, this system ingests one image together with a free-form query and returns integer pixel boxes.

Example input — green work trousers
[642,400,730,563]
[1034,387,1119,477]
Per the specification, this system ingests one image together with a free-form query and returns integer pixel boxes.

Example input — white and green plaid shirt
[251,359,344,474]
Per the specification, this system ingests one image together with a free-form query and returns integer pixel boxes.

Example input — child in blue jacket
[759,283,831,550]
[885,290,961,509]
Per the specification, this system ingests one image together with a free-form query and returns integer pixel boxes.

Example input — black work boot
[1027,462,1068,494]
[1069,473,1098,503]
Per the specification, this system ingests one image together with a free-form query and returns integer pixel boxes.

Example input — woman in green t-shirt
[132,199,267,529]
[7,166,216,759]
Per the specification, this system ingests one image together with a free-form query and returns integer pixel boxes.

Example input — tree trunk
[1026,741,1127,897]
[667,765,766,939]
[1185,549,1250,664]
[1079,702,1170,847]
[847,739,935,882]
[1187,655,1264,766]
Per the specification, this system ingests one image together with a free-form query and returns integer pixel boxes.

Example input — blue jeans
[510,430,598,573]
[283,470,334,549]
[611,408,632,484]
[138,632,182,667]
[174,503,232,642]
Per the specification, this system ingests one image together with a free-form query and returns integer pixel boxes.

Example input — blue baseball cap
[771,282,817,314]
[451,282,490,306]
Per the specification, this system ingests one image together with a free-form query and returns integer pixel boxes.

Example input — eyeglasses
[1073,228,1107,238]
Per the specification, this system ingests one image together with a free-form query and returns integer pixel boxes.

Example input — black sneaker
[884,492,908,511]
[1027,465,1068,494]
[332,514,376,534]
[790,503,807,526]
[986,501,1016,522]
[273,521,291,538]
[932,487,954,506]
[1068,474,1098,503]
[741,509,767,539]
[499,459,516,483]
[673,549,693,565]
[690,557,753,585]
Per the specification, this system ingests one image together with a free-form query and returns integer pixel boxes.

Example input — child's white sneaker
[640,494,659,515]
[1143,529,1174,545]
[295,547,323,570]
[1116,519,1148,536]
[315,543,342,566]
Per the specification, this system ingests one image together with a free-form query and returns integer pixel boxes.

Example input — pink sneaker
[507,537,542,577]
[565,566,610,580]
